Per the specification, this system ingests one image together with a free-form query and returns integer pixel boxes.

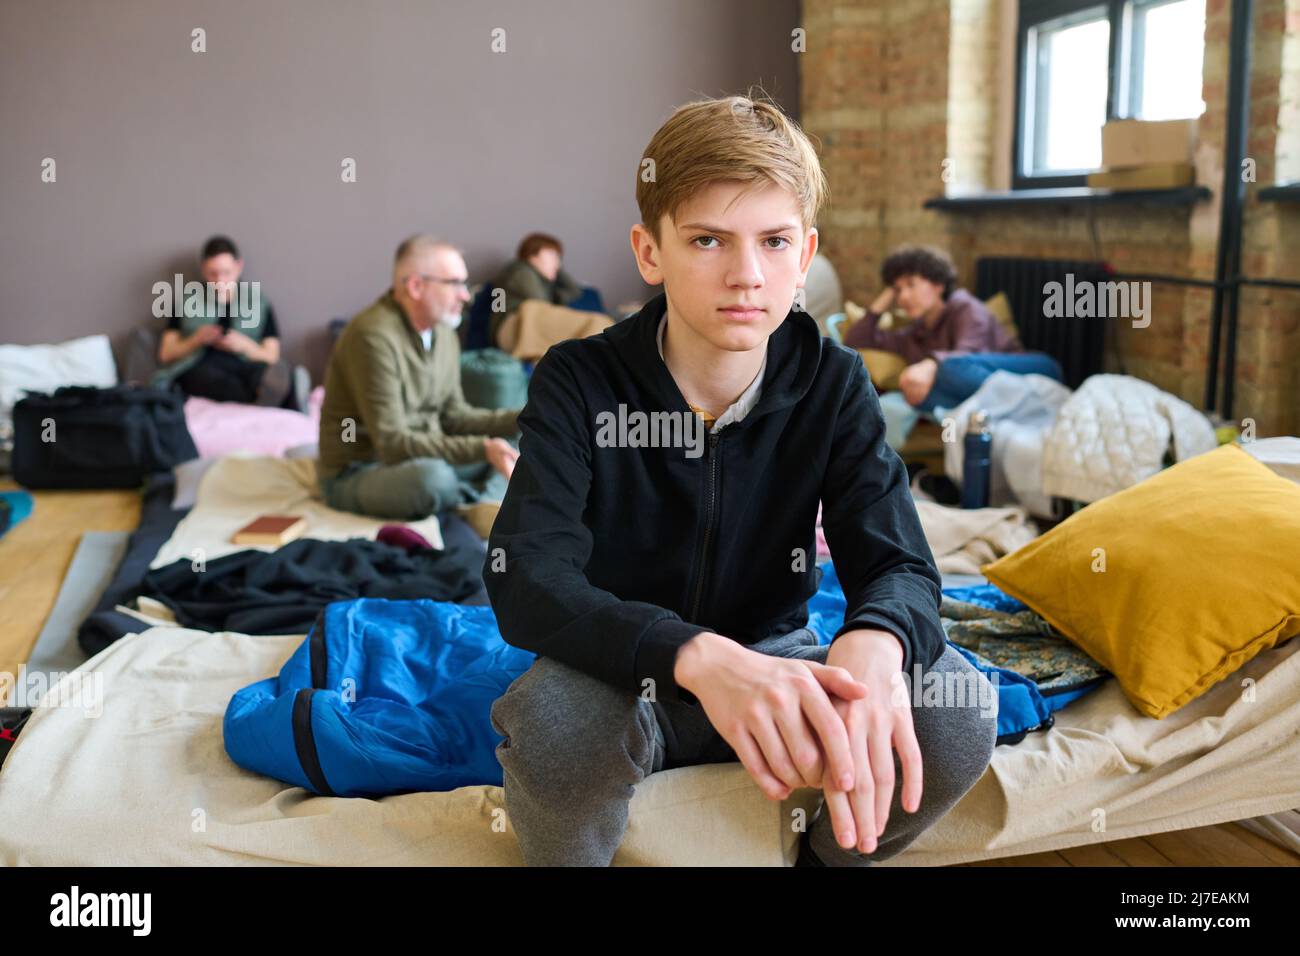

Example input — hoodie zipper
[689,431,722,621]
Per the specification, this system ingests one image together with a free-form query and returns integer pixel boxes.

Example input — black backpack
[0,707,31,771]
[11,384,198,489]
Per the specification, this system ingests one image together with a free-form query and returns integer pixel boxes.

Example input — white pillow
[0,334,118,417]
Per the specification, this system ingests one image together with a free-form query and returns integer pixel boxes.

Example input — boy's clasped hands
[675,629,922,857]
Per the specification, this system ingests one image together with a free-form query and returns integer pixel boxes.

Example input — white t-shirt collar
[656,314,766,433]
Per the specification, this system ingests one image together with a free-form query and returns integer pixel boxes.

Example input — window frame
[1122,0,1207,120]
[1014,0,1205,189]
[1013,0,1126,189]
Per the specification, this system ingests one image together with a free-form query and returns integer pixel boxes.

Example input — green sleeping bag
[460,348,528,411]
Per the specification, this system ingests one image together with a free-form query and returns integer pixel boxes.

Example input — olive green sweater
[318,291,520,481]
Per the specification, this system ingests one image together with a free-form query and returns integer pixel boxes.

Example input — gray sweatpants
[489,627,998,866]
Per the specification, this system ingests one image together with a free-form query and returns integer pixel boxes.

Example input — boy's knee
[911,659,998,804]
[491,658,654,791]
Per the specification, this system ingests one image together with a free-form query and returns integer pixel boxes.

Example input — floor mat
[26,531,129,679]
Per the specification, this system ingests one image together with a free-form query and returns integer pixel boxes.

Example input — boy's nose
[727,249,764,288]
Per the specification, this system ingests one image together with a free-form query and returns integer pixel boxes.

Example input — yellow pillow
[983,291,1017,337]
[982,444,1300,719]
[856,348,907,391]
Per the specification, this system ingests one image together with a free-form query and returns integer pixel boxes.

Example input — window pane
[1131,0,1206,120]
[1029,12,1111,174]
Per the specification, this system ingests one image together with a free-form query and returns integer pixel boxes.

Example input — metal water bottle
[961,409,993,510]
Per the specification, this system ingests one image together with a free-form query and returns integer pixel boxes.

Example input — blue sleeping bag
[223,599,534,797]
[225,568,1105,798]
[808,561,1105,745]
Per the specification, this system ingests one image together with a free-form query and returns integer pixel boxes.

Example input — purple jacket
[842,288,1022,364]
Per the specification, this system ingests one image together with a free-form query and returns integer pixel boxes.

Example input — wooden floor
[0,479,140,683]
[0,481,1296,867]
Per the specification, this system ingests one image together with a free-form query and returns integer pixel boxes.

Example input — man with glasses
[318,234,521,520]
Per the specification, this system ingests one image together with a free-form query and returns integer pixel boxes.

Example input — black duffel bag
[11,384,198,489]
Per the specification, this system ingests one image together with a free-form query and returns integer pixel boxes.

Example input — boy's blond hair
[636,92,828,245]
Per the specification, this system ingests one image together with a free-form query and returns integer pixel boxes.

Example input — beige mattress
[1,614,1297,866]
[3,447,1298,866]
[151,454,446,568]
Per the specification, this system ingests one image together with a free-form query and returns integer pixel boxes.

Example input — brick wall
[802,0,1299,435]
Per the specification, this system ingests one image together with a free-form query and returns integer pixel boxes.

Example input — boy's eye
[691,236,792,249]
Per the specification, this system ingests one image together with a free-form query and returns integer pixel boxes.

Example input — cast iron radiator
[974,257,1109,389]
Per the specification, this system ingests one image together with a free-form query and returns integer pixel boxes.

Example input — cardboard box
[1101,119,1197,168]
[1087,163,1195,190]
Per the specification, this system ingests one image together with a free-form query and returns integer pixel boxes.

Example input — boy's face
[200,253,242,303]
[892,273,945,321]
[630,180,817,355]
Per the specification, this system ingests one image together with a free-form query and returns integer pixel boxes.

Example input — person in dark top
[487,232,585,345]
[484,95,997,868]
[843,245,1061,411]
[155,236,306,408]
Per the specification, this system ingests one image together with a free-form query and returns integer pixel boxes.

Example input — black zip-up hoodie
[484,292,946,705]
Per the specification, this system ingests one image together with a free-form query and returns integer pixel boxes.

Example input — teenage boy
[485,96,997,867]
[843,244,1059,412]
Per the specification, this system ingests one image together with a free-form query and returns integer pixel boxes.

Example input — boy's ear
[629,222,664,286]
[796,227,819,287]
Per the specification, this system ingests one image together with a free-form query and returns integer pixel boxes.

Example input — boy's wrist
[829,628,905,675]
[674,631,725,697]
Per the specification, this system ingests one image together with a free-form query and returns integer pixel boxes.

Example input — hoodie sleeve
[484,346,712,703]
[819,355,946,675]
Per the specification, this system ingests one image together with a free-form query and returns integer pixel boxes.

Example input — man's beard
[437,310,463,330]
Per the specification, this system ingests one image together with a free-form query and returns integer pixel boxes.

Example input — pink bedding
[184,387,324,458]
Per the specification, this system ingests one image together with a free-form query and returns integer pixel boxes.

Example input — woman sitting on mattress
[842,244,1062,415]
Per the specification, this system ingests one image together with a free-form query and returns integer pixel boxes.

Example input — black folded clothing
[140,535,481,636]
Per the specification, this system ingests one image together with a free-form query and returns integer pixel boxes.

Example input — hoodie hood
[605,291,825,428]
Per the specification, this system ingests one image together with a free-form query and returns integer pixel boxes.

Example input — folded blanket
[817,497,1037,572]
[495,300,613,361]
[912,499,1037,575]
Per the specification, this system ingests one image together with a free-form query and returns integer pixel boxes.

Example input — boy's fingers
[896,719,924,813]
[800,690,856,791]
[750,715,805,793]
[868,719,896,839]
[847,713,878,854]
[772,706,825,789]
[823,787,856,849]
[807,661,868,699]
[732,728,788,800]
